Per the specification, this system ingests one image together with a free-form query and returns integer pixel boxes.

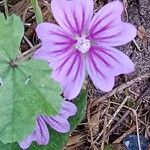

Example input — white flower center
[75,35,91,54]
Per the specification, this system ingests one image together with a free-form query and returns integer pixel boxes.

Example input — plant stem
[15,43,41,62]
[31,0,43,24]
[3,0,9,17]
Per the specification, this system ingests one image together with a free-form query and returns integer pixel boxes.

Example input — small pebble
[123,134,150,150]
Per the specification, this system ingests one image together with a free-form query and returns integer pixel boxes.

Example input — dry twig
[92,73,150,107]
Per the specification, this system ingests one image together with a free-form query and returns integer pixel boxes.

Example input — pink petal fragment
[33,42,74,63]
[60,101,77,118]
[36,23,74,44]
[88,1,136,46]
[43,101,77,133]
[51,0,94,34]
[43,116,70,133]
[19,116,49,149]
[88,1,123,38]
[19,135,33,149]
[34,23,75,62]
[51,51,85,99]
[86,46,134,92]
[95,23,137,46]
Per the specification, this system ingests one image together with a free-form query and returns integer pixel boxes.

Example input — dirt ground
[0,0,150,150]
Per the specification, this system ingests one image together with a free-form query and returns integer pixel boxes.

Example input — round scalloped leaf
[0,14,62,144]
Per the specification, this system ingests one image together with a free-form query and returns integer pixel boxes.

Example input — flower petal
[86,46,134,92]
[36,23,73,42]
[51,0,94,34]
[94,23,137,47]
[43,101,77,133]
[51,51,85,99]
[60,101,77,118]
[88,1,137,46]
[19,135,33,149]
[19,116,49,149]
[34,23,75,62]
[34,22,85,99]
[43,115,70,133]
[88,1,123,38]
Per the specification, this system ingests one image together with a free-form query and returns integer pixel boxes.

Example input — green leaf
[104,145,115,150]
[31,0,43,24]
[0,59,62,144]
[0,91,87,150]
[0,14,24,59]
[0,14,62,144]
[70,90,87,130]
[0,141,11,150]
[0,141,18,150]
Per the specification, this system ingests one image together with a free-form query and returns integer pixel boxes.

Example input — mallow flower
[34,0,137,99]
[19,101,77,149]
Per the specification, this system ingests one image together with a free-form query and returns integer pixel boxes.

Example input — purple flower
[19,101,77,149]
[34,1,137,99]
